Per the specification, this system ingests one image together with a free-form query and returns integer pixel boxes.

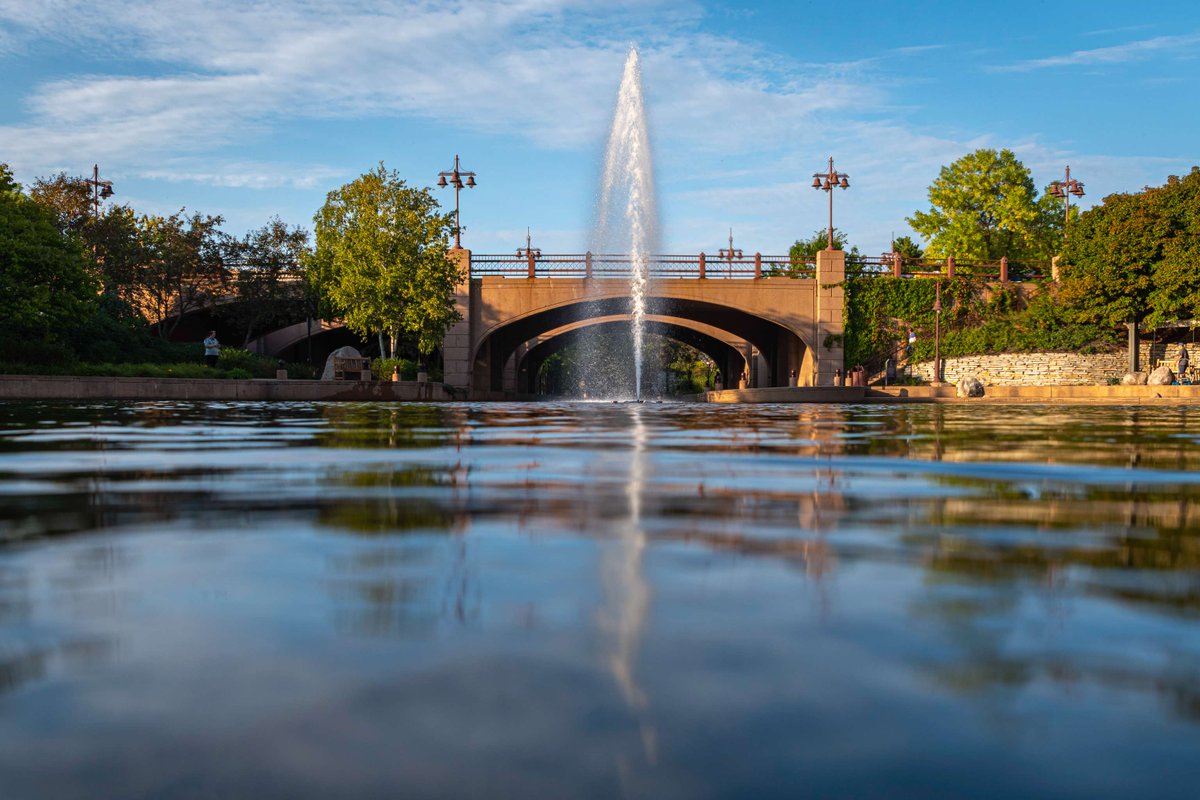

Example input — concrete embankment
[0,376,457,402]
[707,384,1200,404]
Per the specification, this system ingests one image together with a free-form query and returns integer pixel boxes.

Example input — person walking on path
[203,331,220,368]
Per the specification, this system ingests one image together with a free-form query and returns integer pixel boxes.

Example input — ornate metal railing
[470,252,807,279]
[470,253,1049,282]
[846,255,1050,282]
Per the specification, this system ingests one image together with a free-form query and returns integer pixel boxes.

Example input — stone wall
[911,342,1190,386]
[0,376,460,401]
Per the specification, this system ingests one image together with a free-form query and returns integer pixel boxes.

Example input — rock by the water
[1120,372,1148,385]
[321,346,364,381]
[956,377,985,398]
[1148,365,1175,385]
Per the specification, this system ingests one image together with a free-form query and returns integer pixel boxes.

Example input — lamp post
[437,154,476,249]
[718,228,742,278]
[932,280,943,386]
[517,227,541,277]
[84,164,115,220]
[811,156,849,250]
[516,227,540,259]
[1048,165,1085,239]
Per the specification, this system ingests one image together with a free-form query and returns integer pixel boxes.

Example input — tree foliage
[908,148,1061,262]
[891,235,923,260]
[0,164,97,360]
[311,164,459,355]
[789,227,861,262]
[1058,167,1200,328]
[136,211,231,338]
[220,218,310,345]
[768,228,862,277]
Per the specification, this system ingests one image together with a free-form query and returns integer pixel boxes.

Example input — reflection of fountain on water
[591,45,659,401]
[599,404,657,770]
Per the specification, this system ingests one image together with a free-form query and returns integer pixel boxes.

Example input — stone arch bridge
[442,249,847,398]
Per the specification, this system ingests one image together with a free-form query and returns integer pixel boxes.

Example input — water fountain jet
[593,46,659,401]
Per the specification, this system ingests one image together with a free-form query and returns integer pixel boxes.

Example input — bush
[371,357,416,381]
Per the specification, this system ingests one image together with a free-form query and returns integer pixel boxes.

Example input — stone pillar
[815,249,845,386]
[442,248,472,392]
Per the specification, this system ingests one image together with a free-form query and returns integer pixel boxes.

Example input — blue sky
[1,0,1196,257]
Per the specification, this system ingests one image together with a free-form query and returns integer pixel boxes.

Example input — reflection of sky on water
[1,401,1200,798]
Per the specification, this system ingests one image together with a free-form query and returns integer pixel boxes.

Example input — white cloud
[992,31,1200,72]
[0,0,1191,254]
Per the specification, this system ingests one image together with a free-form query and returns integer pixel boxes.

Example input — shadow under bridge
[470,291,813,395]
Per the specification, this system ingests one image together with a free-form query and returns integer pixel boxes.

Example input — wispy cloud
[992,31,1200,72]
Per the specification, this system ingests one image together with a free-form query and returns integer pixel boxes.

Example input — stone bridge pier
[442,249,845,398]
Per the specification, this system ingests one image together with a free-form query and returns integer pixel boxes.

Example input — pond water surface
[1,401,1199,799]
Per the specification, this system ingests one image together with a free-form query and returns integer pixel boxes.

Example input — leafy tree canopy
[891,235,923,260]
[311,164,459,355]
[1059,166,1200,328]
[0,163,97,358]
[907,148,1061,262]
[789,227,860,262]
[221,217,310,345]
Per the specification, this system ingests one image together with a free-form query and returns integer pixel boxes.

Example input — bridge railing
[846,256,1050,282]
[470,253,809,279]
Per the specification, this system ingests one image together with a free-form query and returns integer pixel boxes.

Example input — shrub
[371,357,416,381]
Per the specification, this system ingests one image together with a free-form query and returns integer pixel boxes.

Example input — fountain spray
[595,46,659,400]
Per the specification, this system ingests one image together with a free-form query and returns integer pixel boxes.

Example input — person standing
[1177,345,1190,381]
[203,331,220,368]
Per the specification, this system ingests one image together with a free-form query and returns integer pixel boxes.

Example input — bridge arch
[469,288,814,394]
[513,315,754,395]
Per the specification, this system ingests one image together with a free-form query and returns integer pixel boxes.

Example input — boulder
[1120,372,1148,386]
[1147,365,1175,386]
[321,345,365,381]
[956,377,985,398]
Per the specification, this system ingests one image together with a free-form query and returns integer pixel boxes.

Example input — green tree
[136,211,231,338]
[29,171,93,237]
[892,235,923,260]
[770,228,861,276]
[1059,167,1200,329]
[0,164,97,362]
[311,164,459,356]
[221,218,310,346]
[907,148,1060,262]
[789,227,859,262]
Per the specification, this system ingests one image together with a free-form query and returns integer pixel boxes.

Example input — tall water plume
[593,46,659,400]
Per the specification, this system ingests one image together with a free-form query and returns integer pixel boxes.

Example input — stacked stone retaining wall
[911,343,1190,386]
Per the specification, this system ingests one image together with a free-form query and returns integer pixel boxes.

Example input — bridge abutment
[815,250,845,385]
[442,248,473,391]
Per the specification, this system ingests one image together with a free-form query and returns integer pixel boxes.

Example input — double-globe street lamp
[437,154,477,249]
[812,156,849,250]
[1048,165,1085,238]
[718,228,742,278]
[84,164,114,220]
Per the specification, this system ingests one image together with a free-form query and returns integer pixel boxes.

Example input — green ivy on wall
[843,277,1118,369]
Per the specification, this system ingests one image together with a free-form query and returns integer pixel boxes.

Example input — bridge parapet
[846,256,1049,282]
[470,253,808,280]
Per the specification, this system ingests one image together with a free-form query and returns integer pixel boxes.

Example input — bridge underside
[512,315,756,396]
[471,294,810,397]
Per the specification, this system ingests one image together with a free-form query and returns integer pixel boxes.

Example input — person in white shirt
[203,331,220,368]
